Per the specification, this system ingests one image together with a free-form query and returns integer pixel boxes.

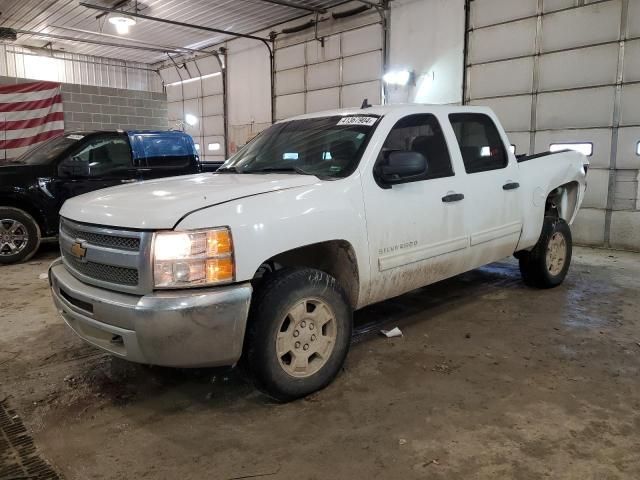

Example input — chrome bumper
[48,258,252,368]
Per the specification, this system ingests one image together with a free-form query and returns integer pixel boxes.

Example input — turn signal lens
[153,227,234,288]
[206,257,234,283]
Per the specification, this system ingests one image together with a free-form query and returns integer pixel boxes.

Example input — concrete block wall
[0,76,168,131]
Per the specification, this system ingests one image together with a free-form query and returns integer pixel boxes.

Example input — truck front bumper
[49,259,252,368]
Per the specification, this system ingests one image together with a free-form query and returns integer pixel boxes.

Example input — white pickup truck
[49,105,588,401]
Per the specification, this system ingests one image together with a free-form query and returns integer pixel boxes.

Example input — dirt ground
[1,244,639,479]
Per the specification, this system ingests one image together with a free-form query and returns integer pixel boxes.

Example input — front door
[447,113,523,270]
[362,113,469,305]
[53,134,138,208]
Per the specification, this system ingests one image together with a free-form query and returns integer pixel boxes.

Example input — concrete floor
[1,245,639,479]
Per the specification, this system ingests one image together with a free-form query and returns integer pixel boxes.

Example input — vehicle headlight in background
[153,228,234,288]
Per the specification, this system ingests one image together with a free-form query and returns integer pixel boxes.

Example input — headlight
[153,228,234,288]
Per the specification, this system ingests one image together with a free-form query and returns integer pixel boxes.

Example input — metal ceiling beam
[79,2,271,43]
[249,0,326,14]
[50,25,198,54]
[12,28,186,54]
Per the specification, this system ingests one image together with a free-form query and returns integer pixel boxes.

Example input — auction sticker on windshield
[66,134,84,140]
[337,116,377,126]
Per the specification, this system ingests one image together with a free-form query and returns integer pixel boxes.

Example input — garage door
[464,0,640,250]
[274,23,383,121]
[160,55,226,167]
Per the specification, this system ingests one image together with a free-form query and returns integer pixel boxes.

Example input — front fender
[175,175,370,303]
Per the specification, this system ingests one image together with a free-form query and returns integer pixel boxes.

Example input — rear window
[134,134,195,169]
[449,113,507,174]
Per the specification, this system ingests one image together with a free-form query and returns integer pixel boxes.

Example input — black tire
[0,207,41,265]
[244,267,352,402]
[518,216,572,288]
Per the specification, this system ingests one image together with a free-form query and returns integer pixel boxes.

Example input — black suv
[0,130,201,264]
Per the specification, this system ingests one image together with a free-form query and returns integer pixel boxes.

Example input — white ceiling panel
[341,24,382,57]
[307,60,341,91]
[541,1,622,52]
[467,57,534,99]
[306,87,340,113]
[538,43,619,91]
[469,95,533,132]
[468,18,537,64]
[341,80,380,108]
[2,0,345,64]
[471,0,537,28]
[342,51,382,84]
[276,67,305,96]
[276,93,305,120]
[620,83,640,126]
[536,86,616,129]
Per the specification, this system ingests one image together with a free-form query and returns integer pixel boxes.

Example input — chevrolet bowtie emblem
[70,240,87,260]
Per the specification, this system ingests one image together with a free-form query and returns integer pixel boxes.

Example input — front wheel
[0,207,41,265]
[518,216,572,288]
[244,268,352,402]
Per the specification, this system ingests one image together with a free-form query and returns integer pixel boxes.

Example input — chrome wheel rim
[0,219,29,257]
[276,298,337,378]
[546,231,567,276]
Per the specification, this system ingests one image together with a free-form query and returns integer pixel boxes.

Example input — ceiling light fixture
[109,15,136,35]
[185,114,198,126]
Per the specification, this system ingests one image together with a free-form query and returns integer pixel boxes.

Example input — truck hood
[60,173,320,229]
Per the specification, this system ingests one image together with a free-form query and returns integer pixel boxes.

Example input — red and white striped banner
[0,81,65,161]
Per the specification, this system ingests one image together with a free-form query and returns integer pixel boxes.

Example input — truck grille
[61,222,140,251]
[61,252,139,286]
[59,218,152,294]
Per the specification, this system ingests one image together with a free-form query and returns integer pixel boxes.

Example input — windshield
[12,134,81,165]
[220,115,379,178]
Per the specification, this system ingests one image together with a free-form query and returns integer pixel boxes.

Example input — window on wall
[550,143,593,156]
[378,114,454,181]
[636,141,640,156]
[449,113,507,173]
[23,55,64,82]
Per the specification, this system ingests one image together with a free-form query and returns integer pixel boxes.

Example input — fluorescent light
[208,143,221,151]
[109,15,136,35]
[185,114,198,126]
[550,143,593,156]
[194,143,200,151]
[166,72,221,87]
[383,70,411,86]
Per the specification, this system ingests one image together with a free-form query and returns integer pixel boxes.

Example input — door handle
[442,193,465,203]
[503,182,520,190]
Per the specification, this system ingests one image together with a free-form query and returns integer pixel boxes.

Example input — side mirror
[58,156,90,178]
[379,150,428,185]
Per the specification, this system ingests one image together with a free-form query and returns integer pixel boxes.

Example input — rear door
[131,133,199,180]
[362,113,469,305]
[447,113,522,269]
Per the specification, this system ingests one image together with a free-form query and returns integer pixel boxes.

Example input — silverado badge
[70,240,87,260]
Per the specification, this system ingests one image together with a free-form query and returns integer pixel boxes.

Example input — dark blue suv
[0,130,201,264]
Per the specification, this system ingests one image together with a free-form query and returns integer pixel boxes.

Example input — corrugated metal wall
[465,0,640,251]
[0,45,162,92]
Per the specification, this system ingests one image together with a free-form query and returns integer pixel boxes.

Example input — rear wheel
[0,207,41,265]
[244,268,352,402]
[518,216,572,288]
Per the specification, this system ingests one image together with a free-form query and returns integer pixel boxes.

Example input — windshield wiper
[244,166,314,176]
[216,166,241,173]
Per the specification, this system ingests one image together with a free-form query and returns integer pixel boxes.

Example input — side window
[138,135,193,169]
[378,114,454,181]
[449,113,507,174]
[63,136,132,177]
